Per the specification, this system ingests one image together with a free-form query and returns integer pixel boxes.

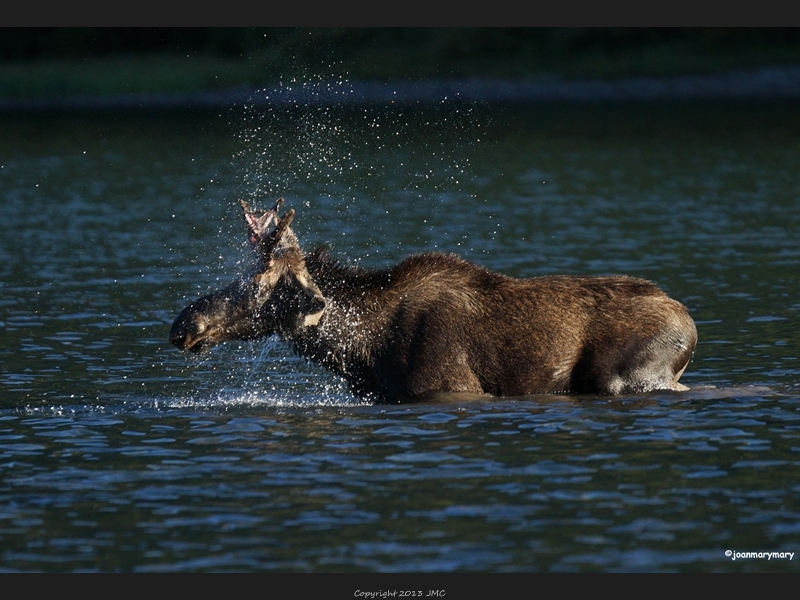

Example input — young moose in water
[170,199,697,402]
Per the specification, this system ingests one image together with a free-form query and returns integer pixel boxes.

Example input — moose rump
[170,200,697,401]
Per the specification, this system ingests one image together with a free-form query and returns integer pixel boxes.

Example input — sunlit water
[1,99,799,571]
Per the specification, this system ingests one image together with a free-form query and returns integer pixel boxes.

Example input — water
[1,100,799,572]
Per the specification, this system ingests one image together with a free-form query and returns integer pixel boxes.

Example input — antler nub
[260,208,295,257]
[240,198,286,248]
[239,198,296,257]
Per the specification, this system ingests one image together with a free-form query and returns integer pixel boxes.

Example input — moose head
[169,199,325,354]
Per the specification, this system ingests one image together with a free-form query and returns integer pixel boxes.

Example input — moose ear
[295,272,326,327]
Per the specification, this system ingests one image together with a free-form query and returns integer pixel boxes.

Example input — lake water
[1,98,799,572]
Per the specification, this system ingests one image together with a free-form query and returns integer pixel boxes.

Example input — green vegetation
[0,55,254,100]
[3,28,800,101]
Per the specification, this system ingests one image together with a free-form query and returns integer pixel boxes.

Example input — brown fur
[170,205,697,402]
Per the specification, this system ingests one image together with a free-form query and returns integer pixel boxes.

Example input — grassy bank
[3,28,800,101]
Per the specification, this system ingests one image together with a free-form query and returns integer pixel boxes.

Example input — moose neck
[282,249,399,394]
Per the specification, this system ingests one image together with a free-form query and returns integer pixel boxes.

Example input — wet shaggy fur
[293,250,697,400]
[172,242,697,402]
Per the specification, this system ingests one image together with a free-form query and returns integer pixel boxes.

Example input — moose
[170,199,697,402]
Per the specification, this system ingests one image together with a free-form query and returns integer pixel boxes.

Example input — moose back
[170,200,697,402]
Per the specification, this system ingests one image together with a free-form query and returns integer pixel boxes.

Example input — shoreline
[3,66,800,112]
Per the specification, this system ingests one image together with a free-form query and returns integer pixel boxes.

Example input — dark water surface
[1,100,799,572]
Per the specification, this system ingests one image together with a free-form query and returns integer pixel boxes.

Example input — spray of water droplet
[180,58,493,406]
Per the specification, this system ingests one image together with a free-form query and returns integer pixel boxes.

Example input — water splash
[230,70,491,263]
